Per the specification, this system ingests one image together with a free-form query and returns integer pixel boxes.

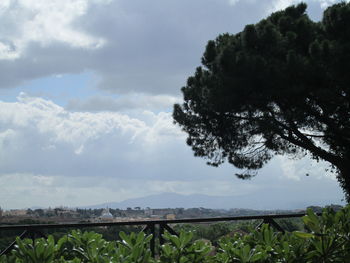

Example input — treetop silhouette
[173,2,350,201]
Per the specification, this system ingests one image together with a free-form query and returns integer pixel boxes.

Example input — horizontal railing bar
[0,212,312,231]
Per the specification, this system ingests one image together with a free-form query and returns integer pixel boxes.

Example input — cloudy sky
[0,0,346,210]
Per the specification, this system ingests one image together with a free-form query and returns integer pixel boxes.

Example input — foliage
[0,223,142,252]
[0,205,349,262]
[115,231,154,263]
[160,231,212,263]
[172,2,350,199]
[1,235,68,263]
[172,221,258,245]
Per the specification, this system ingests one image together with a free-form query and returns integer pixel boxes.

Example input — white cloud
[268,0,349,13]
[0,128,16,144]
[0,93,189,178]
[277,156,302,181]
[318,0,338,8]
[277,154,337,182]
[269,0,296,12]
[1,93,148,151]
[0,0,109,60]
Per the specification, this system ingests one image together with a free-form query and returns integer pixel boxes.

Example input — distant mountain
[85,193,235,209]
[82,192,340,210]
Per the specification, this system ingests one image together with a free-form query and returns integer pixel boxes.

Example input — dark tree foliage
[173,2,350,201]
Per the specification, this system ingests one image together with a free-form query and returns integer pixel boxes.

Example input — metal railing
[0,212,309,256]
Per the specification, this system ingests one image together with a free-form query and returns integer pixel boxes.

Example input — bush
[0,205,349,262]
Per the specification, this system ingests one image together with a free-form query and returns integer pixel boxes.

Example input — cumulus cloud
[0,0,108,60]
[0,93,343,185]
[2,93,237,183]
[276,155,337,182]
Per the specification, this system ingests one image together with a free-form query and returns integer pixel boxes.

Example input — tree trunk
[338,166,350,203]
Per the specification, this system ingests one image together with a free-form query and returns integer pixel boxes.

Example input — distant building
[100,207,114,221]
[165,214,176,220]
[56,208,80,218]
[144,208,153,216]
[3,209,27,216]
[151,208,176,217]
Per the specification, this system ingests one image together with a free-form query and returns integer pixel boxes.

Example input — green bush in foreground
[1,205,349,262]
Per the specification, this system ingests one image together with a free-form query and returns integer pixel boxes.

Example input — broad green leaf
[293,231,315,239]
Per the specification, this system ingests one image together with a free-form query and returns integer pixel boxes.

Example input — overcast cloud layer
[0,0,347,209]
[0,0,332,94]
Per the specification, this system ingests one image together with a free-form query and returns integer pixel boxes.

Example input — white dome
[100,208,113,219]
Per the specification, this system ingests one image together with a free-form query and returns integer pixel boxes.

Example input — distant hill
[82,192,340,210]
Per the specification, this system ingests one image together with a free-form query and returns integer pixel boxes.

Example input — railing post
[257,217,285,233]
[0,230,27,256]
[149,223,155,257]
[159,223,165,246]
[163,224,178,236]
[141,223,156,256]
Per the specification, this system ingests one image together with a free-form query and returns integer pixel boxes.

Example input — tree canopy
[173,2,350,201]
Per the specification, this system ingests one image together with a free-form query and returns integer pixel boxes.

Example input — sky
[0,0,347,210]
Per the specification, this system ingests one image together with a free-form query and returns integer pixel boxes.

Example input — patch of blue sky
[0,71,117,106]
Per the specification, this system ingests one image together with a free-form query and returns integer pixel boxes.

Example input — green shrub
[160,231,212,263]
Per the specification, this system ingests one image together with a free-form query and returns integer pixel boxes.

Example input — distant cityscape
[0,205,343,225]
